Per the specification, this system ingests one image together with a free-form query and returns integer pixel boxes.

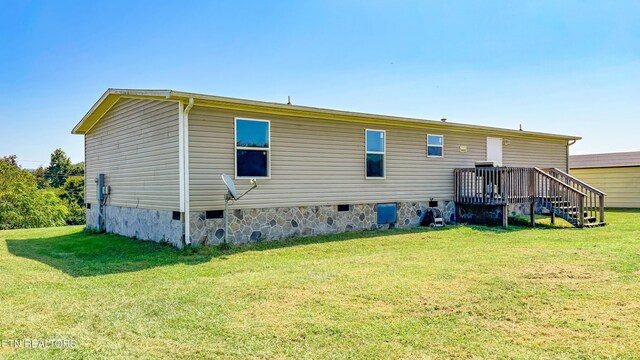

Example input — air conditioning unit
[475,161,500,168]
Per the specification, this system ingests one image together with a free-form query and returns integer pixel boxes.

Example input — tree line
[0,149,84,230]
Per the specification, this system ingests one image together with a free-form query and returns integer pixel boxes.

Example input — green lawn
[1,211,639,359]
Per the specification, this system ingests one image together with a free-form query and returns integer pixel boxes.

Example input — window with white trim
[365,129,385,178]
[235,118,270,178]
[427,134,444,157]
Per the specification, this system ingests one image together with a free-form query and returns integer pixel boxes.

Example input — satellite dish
[221,173,238,200]
[220,174,258,244]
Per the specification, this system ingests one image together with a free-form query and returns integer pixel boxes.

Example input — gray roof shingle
[570,151,640,169]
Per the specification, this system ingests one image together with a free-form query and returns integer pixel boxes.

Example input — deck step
[556,206,579,212]
[540,197,563,202]
[537,196,603,227]
[563,215,597,222]
[563,212,595,221]
[584,222,606,227]
[564,211,588,217]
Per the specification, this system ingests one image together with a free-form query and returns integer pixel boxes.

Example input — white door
[486,137,503,166]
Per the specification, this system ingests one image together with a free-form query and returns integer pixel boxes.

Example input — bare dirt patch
[521,263,615,282]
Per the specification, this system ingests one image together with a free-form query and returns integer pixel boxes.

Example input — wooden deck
[453,167,606,228]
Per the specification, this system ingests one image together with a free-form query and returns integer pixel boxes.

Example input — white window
[427,134,444,157]
[365,129,385,178]
[235,118,270,178]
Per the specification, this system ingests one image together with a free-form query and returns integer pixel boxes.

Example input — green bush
[65,201,86,225]
[61,175,85,225]
[61,176,84,206]
[0,161,69,229]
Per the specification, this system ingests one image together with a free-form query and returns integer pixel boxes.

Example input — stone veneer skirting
[84,199,546,248]
[86,205,98,231]
[85,201,457,248]
[85,205,183,248]
[190,201,456,245]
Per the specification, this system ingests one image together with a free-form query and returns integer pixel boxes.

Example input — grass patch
[1,211,639,358]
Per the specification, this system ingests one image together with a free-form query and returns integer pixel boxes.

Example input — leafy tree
[1,155,18,166]
[0,156,31,194]
[1,150,86,228]
[31,166,48,189]
[61,175,84,206]
[64,202,86,225]
[60,175,86,224]
[0,160,68,229]
[45,148,72,188]
[70,162,85,176]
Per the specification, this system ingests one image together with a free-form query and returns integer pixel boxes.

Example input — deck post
[503,205,508,229]
[529,201,535,227]
[550,208,555,224]
[599,195,605,224]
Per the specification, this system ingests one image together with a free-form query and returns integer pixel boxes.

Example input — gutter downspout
[566,139,577,173]
[182,98,194,246]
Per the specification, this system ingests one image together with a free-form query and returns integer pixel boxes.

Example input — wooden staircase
[539,168,606,227]
[537,196,600,227]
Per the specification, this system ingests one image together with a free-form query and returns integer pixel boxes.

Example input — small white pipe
[566,139,577,173]
[184,97,194,114]
[178,100,185,213]
[183,98,194,246]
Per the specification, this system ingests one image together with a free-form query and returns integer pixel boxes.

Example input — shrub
[0,161,69,229]
[65,201,86,225]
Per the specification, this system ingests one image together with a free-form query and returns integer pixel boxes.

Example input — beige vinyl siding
[570,167,640,208]
[85,98,180,210]
[189,105,568,211]
[503,137,567,169]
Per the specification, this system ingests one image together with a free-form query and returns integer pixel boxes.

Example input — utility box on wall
[96,173,107,231]
[97,173,105,201]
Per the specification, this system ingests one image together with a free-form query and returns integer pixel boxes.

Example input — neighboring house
[72,89,584,247]
[570,151,640,208]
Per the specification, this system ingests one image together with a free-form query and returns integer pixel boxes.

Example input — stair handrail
[533,168,587,197]
[534,168,587,227]
[547,168,605,224]
[547,168,607,196]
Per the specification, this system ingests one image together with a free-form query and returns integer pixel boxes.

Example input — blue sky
[1,0,639,167]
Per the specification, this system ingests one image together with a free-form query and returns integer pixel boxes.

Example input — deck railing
[453,167,534,205]
[545,168,606,224]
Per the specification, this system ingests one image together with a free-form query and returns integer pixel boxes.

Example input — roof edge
[72,88,582,141]
[569,151,640,169]
[71,89,173,134]
[571,165,640,170]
